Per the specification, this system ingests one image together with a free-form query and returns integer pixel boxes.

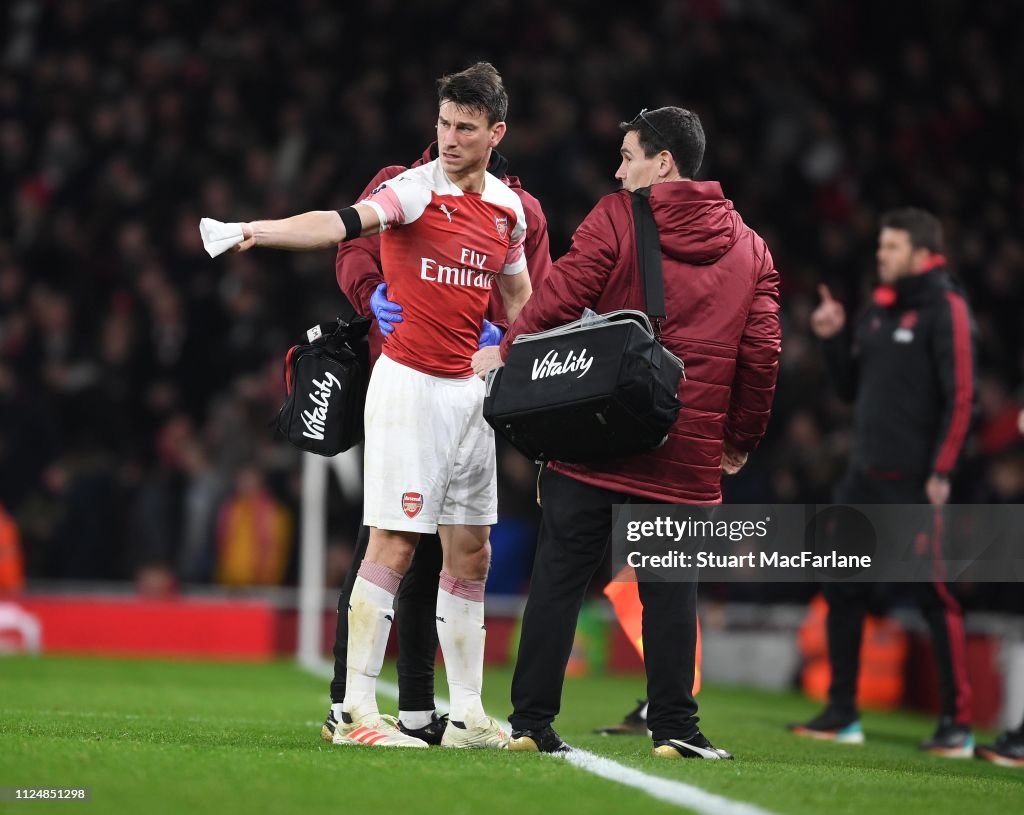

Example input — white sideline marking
[560,748,779,815]
[302,661,779,815]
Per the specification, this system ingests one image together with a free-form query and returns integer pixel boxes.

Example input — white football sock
[399,710,434,730]
[436,571,486,724]
[342,563,400,719]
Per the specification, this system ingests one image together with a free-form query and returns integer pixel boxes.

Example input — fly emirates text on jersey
[420,247,495,289]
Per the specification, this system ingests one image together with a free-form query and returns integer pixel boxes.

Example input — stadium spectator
[472,105,781,758]
[0,500,24,592]
[215,462,293,587]
[791,208,978,756]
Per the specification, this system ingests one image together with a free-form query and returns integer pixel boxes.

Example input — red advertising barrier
[8,595,521,664]
[14,595,284,661]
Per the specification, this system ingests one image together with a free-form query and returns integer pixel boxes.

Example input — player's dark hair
[620,107,706,179]
[437,62,508,125]
[880,208,943,253]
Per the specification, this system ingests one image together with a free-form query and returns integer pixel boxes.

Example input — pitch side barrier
[611,504,1024,583]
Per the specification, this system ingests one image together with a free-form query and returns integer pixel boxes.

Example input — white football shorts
[362,354,497,533]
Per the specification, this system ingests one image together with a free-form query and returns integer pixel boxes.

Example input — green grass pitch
[1,655,1021,814]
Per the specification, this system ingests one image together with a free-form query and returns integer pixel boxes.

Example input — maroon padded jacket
[335,145,552,365]
[499,181,781,504]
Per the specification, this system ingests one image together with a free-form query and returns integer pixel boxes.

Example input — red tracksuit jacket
[500,181,781,503]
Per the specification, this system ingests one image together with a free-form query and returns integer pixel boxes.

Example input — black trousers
[329,524,441,710]
[823,470,972,723]
[510,470,699,741]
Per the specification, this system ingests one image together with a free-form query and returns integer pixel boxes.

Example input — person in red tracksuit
[791,207,977,756]
[472,106,782,758]
[319,143,552,746]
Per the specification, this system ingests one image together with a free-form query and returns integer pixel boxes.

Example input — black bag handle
[311,314,371,353]
[630,188,666,336]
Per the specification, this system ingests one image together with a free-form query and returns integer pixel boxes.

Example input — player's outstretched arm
[239,211,345,252]
[200,204,380,256]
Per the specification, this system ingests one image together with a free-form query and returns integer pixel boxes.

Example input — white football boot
[332,710,429,748]
[441,713,510,749]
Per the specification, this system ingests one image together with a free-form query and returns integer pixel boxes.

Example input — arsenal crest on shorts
[495,216,508,238]
[401,492,424,518]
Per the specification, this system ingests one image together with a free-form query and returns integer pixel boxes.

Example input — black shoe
[321,708,339,742]
[509,725,572,753]
[919,716,974,758]
[975,729,1024,768]
[652,731,733,760]
[398,712,449,747]
[787,707,864,744]
[594,698,649,736]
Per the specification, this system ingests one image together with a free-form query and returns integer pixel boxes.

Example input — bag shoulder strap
[630,189,666,335]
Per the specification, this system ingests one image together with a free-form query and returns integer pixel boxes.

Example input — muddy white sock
[436,571,486,723]
[342,562,401,719]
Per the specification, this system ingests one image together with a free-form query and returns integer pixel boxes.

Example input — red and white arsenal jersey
[361,159,527,378]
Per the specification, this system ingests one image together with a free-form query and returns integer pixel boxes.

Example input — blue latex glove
[478,319,504,349]
[370,282,403,335]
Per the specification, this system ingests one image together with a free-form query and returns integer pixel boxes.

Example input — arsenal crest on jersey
[401,491,424,518]
[495,216,508,238]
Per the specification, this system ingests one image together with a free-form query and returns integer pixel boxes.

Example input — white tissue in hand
[199,218,245,258]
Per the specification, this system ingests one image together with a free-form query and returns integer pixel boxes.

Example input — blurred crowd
[0,0,1021,607]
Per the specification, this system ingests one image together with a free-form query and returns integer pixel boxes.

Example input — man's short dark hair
[619,107,705,179]
[437,62,508,125]
[880,208,943,253]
